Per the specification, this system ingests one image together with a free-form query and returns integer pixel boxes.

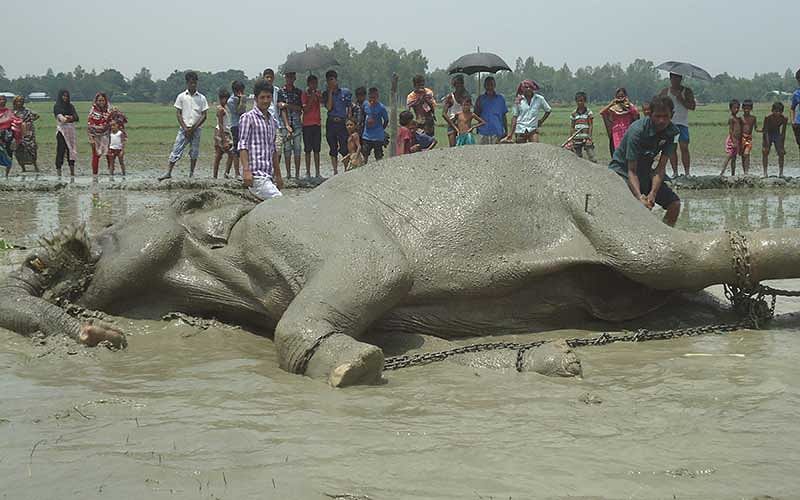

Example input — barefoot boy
[570,92,596,162]
[342,117,364,171]
[740,99,757,175]
[720,100,742,176]
[453,99,486,146]
[212,88,234,179]
[761,101,788,177]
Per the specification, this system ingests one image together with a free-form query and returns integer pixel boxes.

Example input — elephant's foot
[519,340,582,377]
[78,322,127,349]
[305,334,384,387]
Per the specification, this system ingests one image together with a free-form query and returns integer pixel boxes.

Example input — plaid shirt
[237,106,276,178]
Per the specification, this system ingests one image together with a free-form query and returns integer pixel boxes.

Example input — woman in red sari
[87,92,111,176]
[0,95,21,178]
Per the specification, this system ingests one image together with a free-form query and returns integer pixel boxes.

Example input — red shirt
[396,126,417,155]
[301,90,321,126]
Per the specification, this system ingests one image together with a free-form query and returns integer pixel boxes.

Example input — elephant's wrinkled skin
[2,145,799,386]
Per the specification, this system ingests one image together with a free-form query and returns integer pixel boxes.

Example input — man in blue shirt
[609,95,681,226]
[474,77,508,145]
[323,69,352,175]
[791,69,800,156]
[361,87,389,162]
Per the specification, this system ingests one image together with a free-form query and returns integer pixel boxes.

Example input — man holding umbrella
[659,73,696,176]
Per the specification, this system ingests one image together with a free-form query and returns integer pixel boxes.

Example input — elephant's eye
[26,256,47,273]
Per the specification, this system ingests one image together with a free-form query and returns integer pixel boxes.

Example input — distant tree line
[0,41,797,105]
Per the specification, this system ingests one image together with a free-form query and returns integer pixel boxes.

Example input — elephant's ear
[172,190,260,248]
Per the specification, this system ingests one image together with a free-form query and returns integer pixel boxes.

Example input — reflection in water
[0,190,171,246]
[676,191,800,232]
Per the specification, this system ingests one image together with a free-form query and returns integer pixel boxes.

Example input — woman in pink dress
[600,87,640,154]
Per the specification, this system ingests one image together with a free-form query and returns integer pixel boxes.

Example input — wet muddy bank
[3,173,800,192]
[0,176,325,192]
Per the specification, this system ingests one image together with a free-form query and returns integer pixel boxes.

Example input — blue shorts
[675,125,690,143]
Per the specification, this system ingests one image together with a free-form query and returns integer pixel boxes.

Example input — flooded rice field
[1,186,799,499]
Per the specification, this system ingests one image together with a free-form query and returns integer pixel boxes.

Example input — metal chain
[384,321,750,371]
[295,331,340,375]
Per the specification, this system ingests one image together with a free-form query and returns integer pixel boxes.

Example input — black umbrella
[282,47,340,73]
[447,52,511,75]
[656,61,713,81]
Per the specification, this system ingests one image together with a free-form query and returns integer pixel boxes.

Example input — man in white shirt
[159,71,209,181]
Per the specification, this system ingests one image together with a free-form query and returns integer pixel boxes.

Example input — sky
[6,0,797,80]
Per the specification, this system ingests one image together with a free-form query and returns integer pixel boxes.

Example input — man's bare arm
[627,159,646,203]
[649,152,670,201]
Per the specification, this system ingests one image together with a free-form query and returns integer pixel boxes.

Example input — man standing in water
[660,73,696,177]
[609,96,681,227]
[239,79,283,200]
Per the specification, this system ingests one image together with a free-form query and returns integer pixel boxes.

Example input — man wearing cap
[660,72,696,176]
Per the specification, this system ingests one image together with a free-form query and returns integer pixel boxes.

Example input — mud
[0,188,799,498]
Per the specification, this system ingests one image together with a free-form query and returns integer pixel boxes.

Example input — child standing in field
[720,99,742,176]
[301,74,322,177]
[570,92,596,162]
[453,100,486,146]
[213,88,234,179]
[343,117,364,171]
[739,99,757,175]
[761,101,788,177]
[107,121,126,176]
[397,111,420,155]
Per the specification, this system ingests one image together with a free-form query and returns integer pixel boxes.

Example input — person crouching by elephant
[608,95,681,227]
[87,92,112,178]
[239,78,283,201]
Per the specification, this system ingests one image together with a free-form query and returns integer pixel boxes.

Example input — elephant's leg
[274,248,412,387]
[572,200,800,290]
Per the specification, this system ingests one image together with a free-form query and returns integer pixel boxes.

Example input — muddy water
[1,189,800,499]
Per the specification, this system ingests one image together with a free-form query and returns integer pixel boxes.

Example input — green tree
[129,67,157,102]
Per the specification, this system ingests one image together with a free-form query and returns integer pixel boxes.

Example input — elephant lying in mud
[2,145,798,386]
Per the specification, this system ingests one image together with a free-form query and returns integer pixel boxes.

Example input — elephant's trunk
[0,265,82,340]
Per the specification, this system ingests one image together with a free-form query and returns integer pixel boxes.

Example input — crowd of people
[1,67,800,214]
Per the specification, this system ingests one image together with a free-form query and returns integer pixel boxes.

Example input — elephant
[1,144,798,386]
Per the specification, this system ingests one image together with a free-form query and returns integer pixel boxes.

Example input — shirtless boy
[720,99,742,176]
[740,99,757,175]
[761,101,788,177]
[453,100,486,147]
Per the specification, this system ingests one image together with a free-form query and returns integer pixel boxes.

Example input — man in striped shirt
[239,79,283,200]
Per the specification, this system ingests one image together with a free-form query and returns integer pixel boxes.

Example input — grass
[16,100,799,176]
